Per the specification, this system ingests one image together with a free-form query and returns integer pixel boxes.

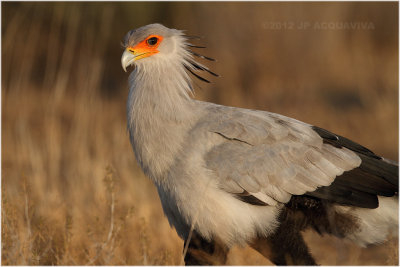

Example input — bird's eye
[147,37,158,46]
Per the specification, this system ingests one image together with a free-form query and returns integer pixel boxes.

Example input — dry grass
[2,2,398,265]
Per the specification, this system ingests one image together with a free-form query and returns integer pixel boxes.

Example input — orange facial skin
[127,35,164,61]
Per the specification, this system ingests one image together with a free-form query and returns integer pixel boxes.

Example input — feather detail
[186,43,207,48]
[184,65,211,83]
[182,36,218,84]
[185,35,203,40]
[189,60,219,77]
[188,50,216,61]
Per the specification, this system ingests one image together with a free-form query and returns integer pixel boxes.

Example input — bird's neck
[127,58,195,122]
[126,59,199,180]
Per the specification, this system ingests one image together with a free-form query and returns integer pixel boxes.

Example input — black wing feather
[308,183,379,208]
[233,191,268,206]
[306,126,398,209]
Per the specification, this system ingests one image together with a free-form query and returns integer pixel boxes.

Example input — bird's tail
[335,196,398,247]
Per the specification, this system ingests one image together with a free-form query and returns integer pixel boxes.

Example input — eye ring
[147,37,158,46]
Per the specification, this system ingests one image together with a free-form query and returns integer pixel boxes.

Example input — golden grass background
[2,2,398,265]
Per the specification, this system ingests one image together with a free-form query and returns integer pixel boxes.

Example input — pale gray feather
[200,104,362,204]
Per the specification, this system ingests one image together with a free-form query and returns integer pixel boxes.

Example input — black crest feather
[184,39,218,84]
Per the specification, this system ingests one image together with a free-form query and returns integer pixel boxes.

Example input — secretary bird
[121,23,398,265]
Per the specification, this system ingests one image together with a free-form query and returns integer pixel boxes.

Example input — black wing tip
[307,187,379,209]
[311,126,339,141]
[311,124,398,201]
[311,125,383,160]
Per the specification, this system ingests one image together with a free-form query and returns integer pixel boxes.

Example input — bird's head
[121,23,185,72]
[121,23,218,83]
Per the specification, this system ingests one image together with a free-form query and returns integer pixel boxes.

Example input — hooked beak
[121,49,136,72]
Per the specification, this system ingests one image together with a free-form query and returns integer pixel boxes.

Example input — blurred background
[2,2,398,265]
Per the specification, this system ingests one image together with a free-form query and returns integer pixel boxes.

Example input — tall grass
[2,2,398,265]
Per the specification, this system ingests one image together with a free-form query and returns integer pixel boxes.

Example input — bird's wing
[202,104,397,208]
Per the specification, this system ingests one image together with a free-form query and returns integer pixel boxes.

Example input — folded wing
[203,105,397,208]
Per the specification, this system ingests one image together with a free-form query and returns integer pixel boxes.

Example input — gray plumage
[121,23,398,263]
